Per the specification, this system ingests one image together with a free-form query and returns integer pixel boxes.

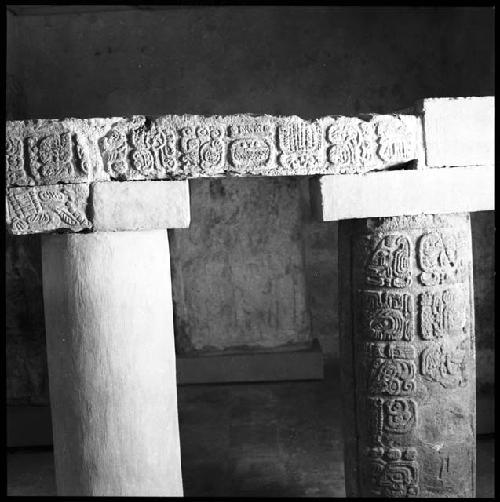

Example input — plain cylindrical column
[339,213,475,498]
[41,230,183,496]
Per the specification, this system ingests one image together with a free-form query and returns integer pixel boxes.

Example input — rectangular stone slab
[92,180,190,231]
[311,165,494,222]
[5,113,422,186]
[417,96,494,168]
[6,183,91,235]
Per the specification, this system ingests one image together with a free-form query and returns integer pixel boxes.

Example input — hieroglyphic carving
[383,398,417,435]
[179,124,224,175]
[100,122,178,179]
[362,291,414,341]
[420,341,468,388]
[419,288,466,340]
[7,112,422,188]
[346,214,474,497]
[6,136,28,186]
[227,122,274,173]
[374,116,416,164]
[6,184,91,235]
[326,117,377,173]
[364,447,419,497]
[365,343,416,395]
[325,115,416,174]
[277,119,321,171]
[25,133,88,185]
[417,231,467,286]
[365,234,411,288]
[101,128,128,176]
[130,124,177,176]
[369,397,417,444]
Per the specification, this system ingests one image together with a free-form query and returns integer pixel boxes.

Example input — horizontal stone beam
[311,164,495,222]
[6,181,190,235]
[6,113,422,187]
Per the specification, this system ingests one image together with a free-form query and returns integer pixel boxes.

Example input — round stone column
[339,213,475,498]
[41,230,183,496]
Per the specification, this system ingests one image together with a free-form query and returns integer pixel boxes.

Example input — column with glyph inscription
[339,214,475,497]
[312,97,493,497]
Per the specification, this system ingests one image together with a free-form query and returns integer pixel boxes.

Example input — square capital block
[92,180,191,232]
[417,96,494,168]
[310,165,494,222]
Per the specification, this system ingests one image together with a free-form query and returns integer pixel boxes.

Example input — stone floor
[6,363,495,497]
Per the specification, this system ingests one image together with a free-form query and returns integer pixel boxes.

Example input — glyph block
[6,184,91,235]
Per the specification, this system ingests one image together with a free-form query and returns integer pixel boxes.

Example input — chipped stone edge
[6,112,424,188]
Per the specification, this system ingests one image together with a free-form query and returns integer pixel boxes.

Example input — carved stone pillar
[5,96,493,497]
[41,230,184,496]
[339,213,475,497]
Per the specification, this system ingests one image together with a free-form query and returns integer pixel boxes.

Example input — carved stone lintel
[6,184,91,235]
[5,113,422,187]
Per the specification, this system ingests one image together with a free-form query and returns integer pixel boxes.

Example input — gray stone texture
[6,184,91,235]
[91,180,190,231]
[339,214,475,497]
[5,114,421,187]
[169,177,311,353]
[312,164,494,221]
[6,7,494,405]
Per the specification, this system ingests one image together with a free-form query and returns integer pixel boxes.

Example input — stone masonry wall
[6,7,494,404]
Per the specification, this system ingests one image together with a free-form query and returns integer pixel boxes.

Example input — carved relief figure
[228,122,273,172]
[101,128,128,176]
[179,124,224,175]
[26,133,87,184]
[277,119,321,171]
[418,231,467,286]
[362,291,414,341]
[7,185,91,235]
[6,137,28,186]
[326,117,376,173]
[375,116,415,164]
[420,341,468,388]
[364,447,419,497]
[419,288,466,340]
[366,343,416,395]
[365,234,411,288]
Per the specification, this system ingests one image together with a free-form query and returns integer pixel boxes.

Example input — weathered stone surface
[169,177,312,353]
[417,96,494,168]
[6,96,495,189]
[42,230,183,496]
[6,113,421,186]
[339,213,475,498]
[6,184,91,235]
[92,180,190,231]
[311,164,494,221]
[6,120,97,186]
